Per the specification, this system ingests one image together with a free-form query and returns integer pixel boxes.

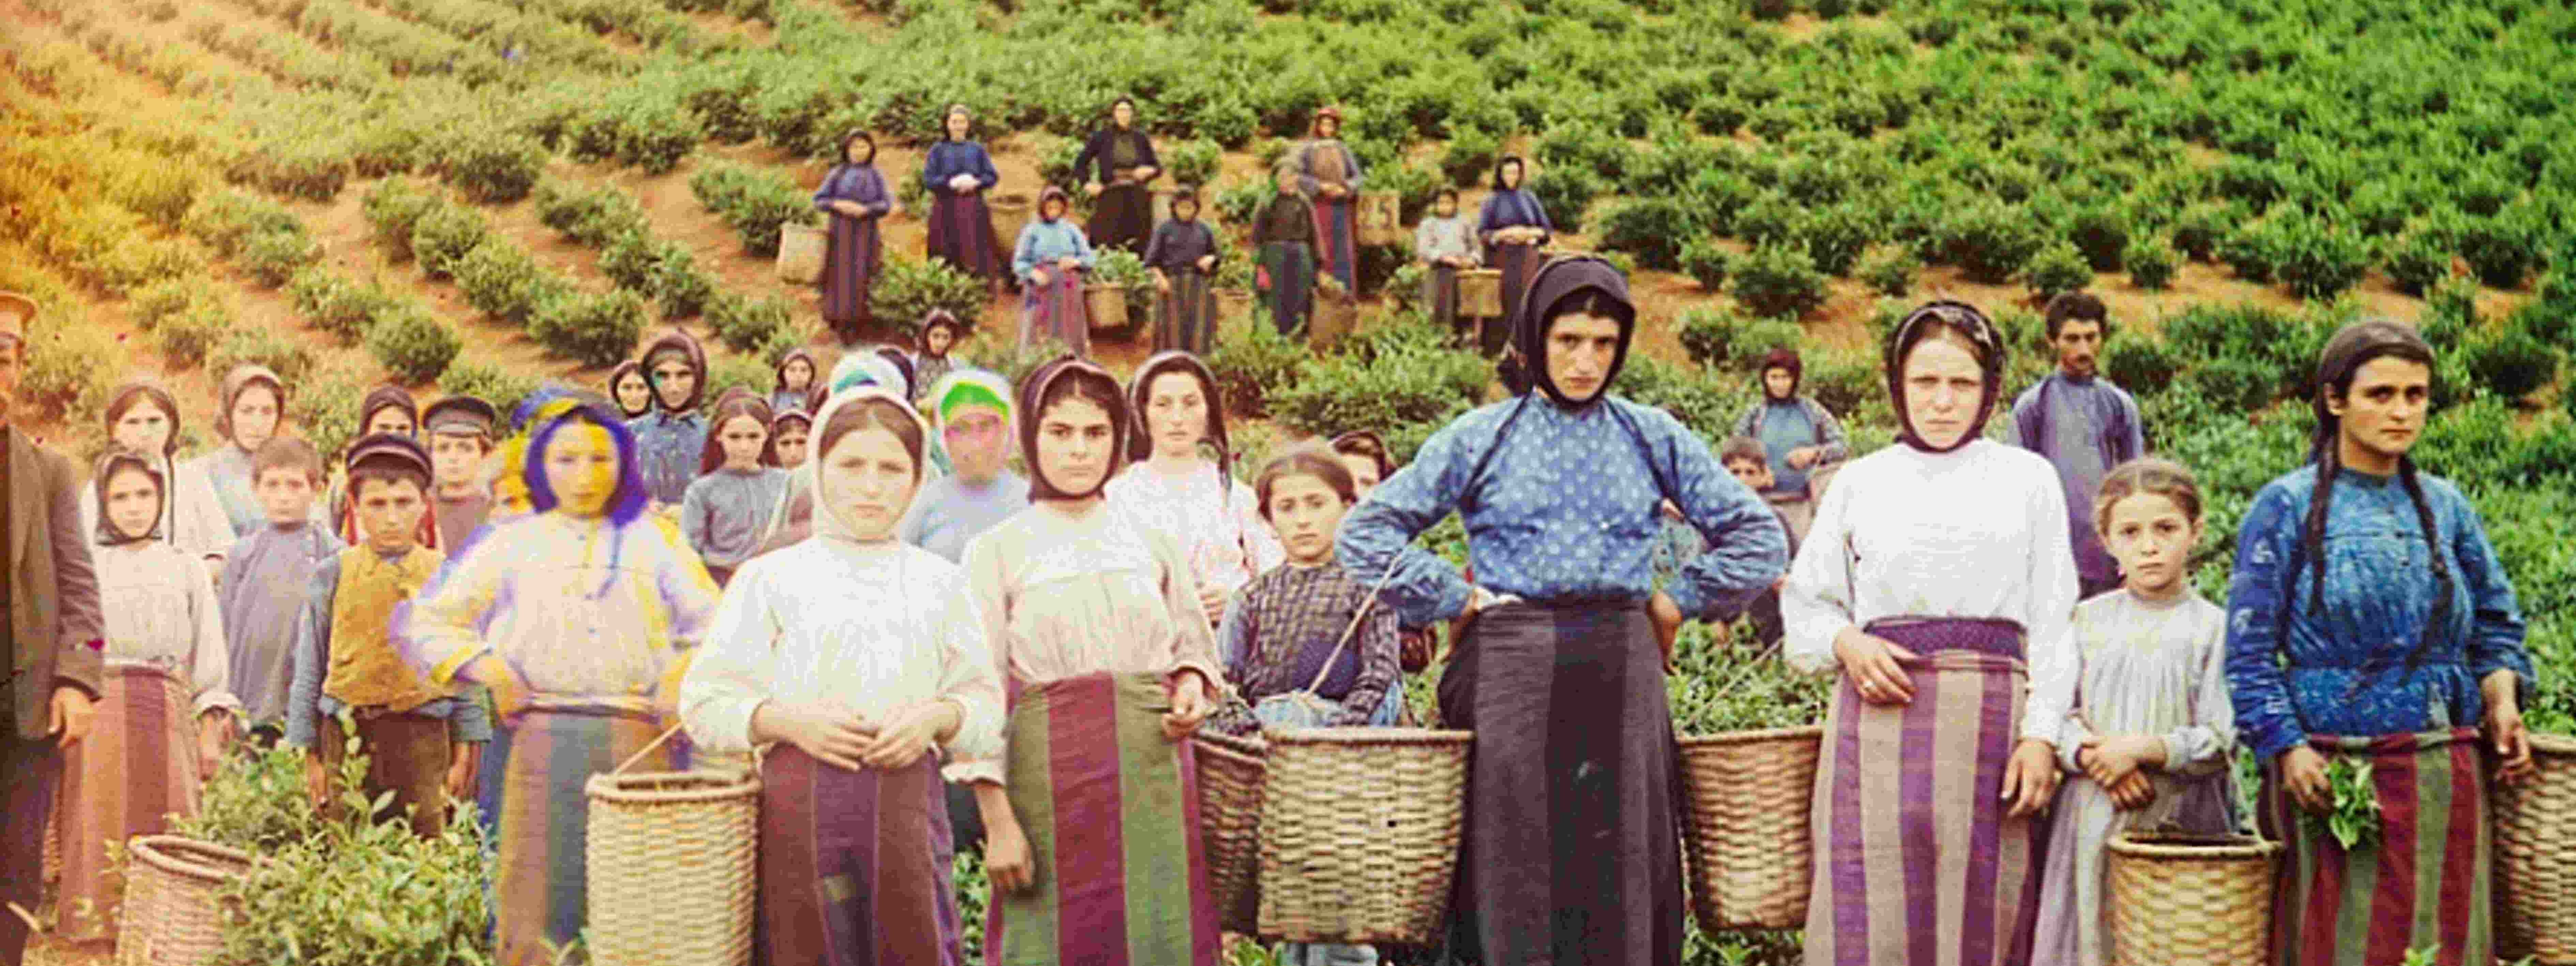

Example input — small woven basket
[1676,725,1824,932]
[584,766,761,966]
[1457,269,1503,318]
[2103,832,2279,966]
[1256,726,1471,945]
[2498,732,2576,964]
[1082,284,1129,335]
[775,222,825,285]
[1193,730,1268,935]
[114,836,253,966]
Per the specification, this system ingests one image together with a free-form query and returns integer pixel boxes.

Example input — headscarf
[492,386,600,518]
[214,363,286,445]
[699,394,778,475]
[521,401,653,598]
[1170,188,1201,220]
[639,329,709,414]
[1311,106,1343,139]
[1881,300,2008,455]
[359,385,419,438]
[1038,185,1071,224]
[1019,355,1128,502]
[607,361,653,419]
[876,347,918,398]
[1490,154,1528,193]
[1107,95,1137,129]
[926,368,1015,471]
[1509,255,1638,409]
[942,103,974,142]
[763,408,812,467]
[918,310,966,357]
[801,386,932,544]
[837,129,875,167]
[90,448,165,546]
[1760,347,1803,398]
[825,351,909,400]
[773,349,819,398]
[102,380,184,459]
[1328,429,1394,480]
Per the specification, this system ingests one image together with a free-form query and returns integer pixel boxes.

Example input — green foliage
[1599,198,1701,272]
[158,298,230,366]
[208,326,316,388]
[535,179,649,248]
[2101,336,2182,398]
[1939,201,2046,283]
[238,229,322,288]
[2450,213,2539,288]
[2169,202,2231,263]
[436,358,539,420]
[1205,312,1308,418]
[2461,326,2559,404]
[2123,236,2177,289]
[361,177,442,262]
[1271,337,1483,444]
[1858,248,1917,298]
[182,188,303,258]
[2383,229,2452,296]
[2067,205,2132,272]
[1092,248,1153,291]
[366,302,461,385]
[2269,212,2374,301]
[2022,241,2093,298]
[1211,177,1267,228]
[874,256,990,331]
[289,268,401,345]
[444,131,547,204]
[1730,244,1829,319]
[129,278,221,333]
[409,204,489,281]
[2304,756,2382,852]
[1667,623,1829,733]
[690,163,816,256]
[1442,128,1500,188]
[533,289,647,367]
[2186,354,2281,413]
[1165,138,1222,188]
[1675,306,1735,369]
[1526,165,1601,235]
[454,240,564,326]
[707,290,798,354]
[1681,240,1733,293]
[1794,205,1873,276]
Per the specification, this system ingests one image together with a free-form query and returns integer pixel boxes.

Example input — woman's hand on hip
[1832,627,1917,705]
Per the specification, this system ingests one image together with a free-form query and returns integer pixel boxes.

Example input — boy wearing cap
[216,437,342,741]
[423,396,500,554]
[285,433,491,836]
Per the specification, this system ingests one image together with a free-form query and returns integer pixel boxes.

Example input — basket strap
[613,723,687,776]
[1296,554,1408,698]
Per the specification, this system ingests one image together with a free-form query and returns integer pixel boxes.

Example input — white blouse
[1103,458,1284,600]
[96,540,239,718]
[1781,439,2080,746]
[679,537,1005,781]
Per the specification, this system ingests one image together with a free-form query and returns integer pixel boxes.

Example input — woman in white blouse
[1104,351,1283,627]
[1781,300,2078,966]
[681,387,1003,965]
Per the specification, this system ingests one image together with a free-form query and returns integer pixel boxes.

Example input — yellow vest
[321,545,449,712]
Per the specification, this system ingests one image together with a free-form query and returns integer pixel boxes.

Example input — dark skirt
[1260,241,1315,338]
[1019,267,1089,358]
[926,192,1004,281]
[757,747,964,966]
[1437,600,1683,966]
[2257,728,2493,966]
[1803,617,2044,966]
[1157,268,1217,356]
[1087,183,1152,254]
[821,212,880,332]
[1422,263,1460,337]
[1312,194,1359,292]
[1483,242,1543,356]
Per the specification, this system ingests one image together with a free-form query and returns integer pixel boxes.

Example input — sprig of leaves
[2303,755,2382,852]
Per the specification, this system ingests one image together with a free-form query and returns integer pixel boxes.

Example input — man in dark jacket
[2,291,107,964]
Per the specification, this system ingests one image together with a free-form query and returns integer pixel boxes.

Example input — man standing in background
[2008,291,2146,600]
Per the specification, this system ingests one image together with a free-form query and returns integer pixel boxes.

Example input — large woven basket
[2498,732,2576,964]
[1256,727,1471,944]
[1457,269,1503,318]
[1309,293,1357,352]
[775,222,824,285]
[584,768,761,966]
[114,836,253,966]
[1082,284,1129,334]
[2103,832,2279,966]
[1357,190,1403,246]
[1193,730,1268,935]
[1676,725,1824,932]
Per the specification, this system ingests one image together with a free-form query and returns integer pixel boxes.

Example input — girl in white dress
[1104,351,1283,628]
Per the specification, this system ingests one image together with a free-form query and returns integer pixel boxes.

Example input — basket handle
[612,723,687,776]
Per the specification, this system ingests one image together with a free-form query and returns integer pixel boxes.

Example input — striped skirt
[1019,268,1089,358]
[984,672,1220,966]
[2257,728,2492,966]
[1156,269,1218,356]
[1260,241,1315,338]
[821,212,881,331]
[1421,263,1460,336]
[1804,617,2045,966]
[928,192,1006,281]
[52,664,200,940]
[1311,195,1358,292]
[1483,242,1543,356]
[758,747,963,966]
[1436,600,1684,966]
[488,708,676,966]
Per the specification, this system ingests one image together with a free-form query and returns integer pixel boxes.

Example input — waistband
[1863,616,2025,661]
[104,660,180,681]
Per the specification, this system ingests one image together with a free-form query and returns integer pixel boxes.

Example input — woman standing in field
[1012,187,1097,357]
[923,103,1008,288]
[1252,162,1318,337]
[1726,347,1850,545]
[1073,96,1161,255]
[1476,156,1551,357]
[1144,187,1221,355]
[1104,352,1282,629]
[1781,300,2076,966]
[1413,188,1480,339]
[2226,320,2534,966]
[813,130,893,346]
[1293,107,1365,294]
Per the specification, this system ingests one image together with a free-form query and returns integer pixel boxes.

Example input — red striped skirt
[52,664,200,940]
[759,748,963,966]
[2257,727,2493,966]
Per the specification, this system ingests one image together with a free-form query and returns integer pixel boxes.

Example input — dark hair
[1490,155,1527,191]
[839,129,875,164]
[1107,95,1137,120]
[251,436,327,487]
[699,395,777,474]
[1540,290,1628,337]
[608,361,652,416]
[1882,300,2007,454]
[1759,347,1802,394]
[942,103,973,140]
[92,448,164,544]
[1023,359,1128,501]
[1254,446,1357,522]
[2284,321,2448,691]
[875,346,917,398]
[1328,430,1394,480]
[2043,291,2111,340]
[1434,187,1459,206]
[815,396,927,481]
[1719,435,1768,467]
[2093,457,2204,535]
[349,461,430,501]
[762,410,811,465]
[1496,348,1531,395]
[102,382,183,458]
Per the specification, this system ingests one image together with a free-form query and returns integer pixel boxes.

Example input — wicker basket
[775,222,825,285]
[584,768,761,966]
[1256,726,1471,944]
[988,192,1033,223]
[1675,725,1824,932]
[1457,269,1503,318]
[1309,293,1357,352]
[1357,191,1402,246]
[2498,732,2576,964]
[1082,284,1128,334]
[2103,832,2280,966]
[114,836,253,966]
[1193,730,1268,935]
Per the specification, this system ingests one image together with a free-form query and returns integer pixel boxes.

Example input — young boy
[217,437,342,742]
[628,329,709,513]
[1716,436,1799,646]
[422,396,500,554]
[285,434,491,836]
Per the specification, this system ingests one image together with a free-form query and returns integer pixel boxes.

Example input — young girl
[954,356,1229,964]
[2032,458,2238,966]
[1413,188,1481,337]
[680,387,1004,965]
[1104,352,1284,628]
[766,408,812,472]
[400,401,721,966]
[897,368,1028,565]
[82,381,233,579]
[628,329,710,512]
[771,349,819,418]
[1012,186,1097,356]
[192,363,318,537]
[911,311,968,403]
[1209,446,1400,735]
[56,449,239,940]
[682,394,790,587]
[608,361,654,422]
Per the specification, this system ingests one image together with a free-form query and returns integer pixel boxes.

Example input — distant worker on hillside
[1475,155,1551,356]
[812,130,892,347]
[1293,106,1366,293]
[922,103,1007,292]
[1073,95,1161,255]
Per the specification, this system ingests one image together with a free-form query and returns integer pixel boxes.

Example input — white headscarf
[774,386,941,547]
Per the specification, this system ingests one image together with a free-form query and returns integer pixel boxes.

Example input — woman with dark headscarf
[1252,161,1318,337]
[922,104,1007,287]
[1726,347,1850,544]
[1072,96,1161,255]
[1475,155,1553,356]
[771,349,819,418]
[1012,186,1097,356]
[1338,257,1787,966]
[1143,187,1221,354]
[608,361,654,421]
[2226,320,2534,966]
[324,386,439,556]
[1293,106,1366,293]
[813,130,894,344]
[1781,300,2076,966]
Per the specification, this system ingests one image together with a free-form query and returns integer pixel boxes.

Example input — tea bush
[129,278,220,334]
[290,358,370,462]
[534,289,648,367]
[2462,326,2559,404]
[435,358,539,419]
[535,179,649,248]
[1441,127,1499,188]
[1205,311,1308,417]
[1793,204,1873,276]
[1675,306,1737,369]
[183,188,303,258]
[873,256,989,331]
[2449,213,2538,288]
[208,326,317,387]
[1597,198,1697,273]
[239,229,322,288]
[409,204,489,280]
[288,268,401,345]
[2123,236,2177,289]
[1166,137,1222,188]
[454,239,564,326]
[1729,243,1828,319]
[367,302,461,384]
[1858,248,1918,297]
[444,130,546,203]
[2268,212,2373,301]
[1938,201,2046,283]
[360,176,442,262]
[2382,229,2452,296]
[690,162,815,256]
[15,312,121,424]
[1680,240,1732,293]
[2067,205,2132,272]
[2168,202,2231,263]
[1526,165,1600,235]
[707,290,797,354]
[2022,241,2093,298]
[1271,341,1482,444]
[2101,335,2183,398]
[158,299,229,366]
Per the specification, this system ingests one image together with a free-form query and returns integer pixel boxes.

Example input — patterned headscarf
[927,368,1015,471]
[826,351,910,401]
[1881,300,2008,455]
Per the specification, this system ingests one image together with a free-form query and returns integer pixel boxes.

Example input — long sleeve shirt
[1336,395,1788,628]
[283,550,493,749]
[812,164,891,220]
[218,521,341,727]
[922,141,1000,196]
[1070,128,1159,185]
[2057,588,2235,782]
[953,503,1226,785]
[2223,465,2532,762]
[400,512,722,712]
[1103,458,1284,601]
[1729,396,1852,497]
[1414,213,1480,265]
[1294,139,1365,198]
[896,470,1032,565]
[95,540,239,718]
[2006,373,2146,585]
[1142,219,1219,274]
[1011,218,1095,281]
[679,537,1004,782]
[627,411,708,508]
[1252,194,1316,246]
[1779,439,2080,746]
[1476,189,1554,249]
[1214,559,1399,727]
[682,466,790,571]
